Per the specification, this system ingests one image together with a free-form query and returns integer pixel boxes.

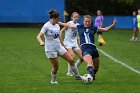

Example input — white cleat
[129,39,134,41]
[51,81,58,84]
[66,73,74,76]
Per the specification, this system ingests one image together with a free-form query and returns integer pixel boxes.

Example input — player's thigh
[60,51,75,65]
[75,49,83,61]
[67,48,75,58]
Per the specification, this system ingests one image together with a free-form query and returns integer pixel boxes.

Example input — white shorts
[45,45,67,58]
[65,44,80,52]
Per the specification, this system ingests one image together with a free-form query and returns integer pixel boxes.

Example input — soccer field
[0,28,140,93]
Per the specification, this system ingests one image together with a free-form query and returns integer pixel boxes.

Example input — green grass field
[0,28,140,93]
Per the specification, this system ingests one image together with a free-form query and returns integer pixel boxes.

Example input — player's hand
[113,19,117,25]
[40,41,45,46]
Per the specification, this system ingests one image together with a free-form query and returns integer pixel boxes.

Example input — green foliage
[65,0,138,15]
[111,0,135,3]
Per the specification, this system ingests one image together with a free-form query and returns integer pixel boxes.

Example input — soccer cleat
[75,76,82,80]
[51,80,58,84]
[129,38,134,41]
[66,73,74,76]
[91,74,96,80]
[89,73,95,80]
[93,75,96,80]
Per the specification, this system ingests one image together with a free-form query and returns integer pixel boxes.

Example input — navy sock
[87,66,94,76]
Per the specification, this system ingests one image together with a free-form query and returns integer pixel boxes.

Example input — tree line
[65,0,140,16]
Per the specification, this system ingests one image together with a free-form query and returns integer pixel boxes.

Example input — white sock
[75,59,82,67]
[70,66,79,77]
[131,36,134,40]
[51,73,57,82]
[134,37,138,41]
[67,63,73,74]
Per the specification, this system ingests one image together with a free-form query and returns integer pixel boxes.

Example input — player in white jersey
[37,9,81,84]
[60,12,83,76]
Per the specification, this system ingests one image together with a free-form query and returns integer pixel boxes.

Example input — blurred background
[0,0,140,29]
[0,1,140,93]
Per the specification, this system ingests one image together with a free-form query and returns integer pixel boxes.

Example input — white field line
[98,48,140,75]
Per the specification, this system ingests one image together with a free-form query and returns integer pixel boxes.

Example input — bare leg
[75,49,83,67]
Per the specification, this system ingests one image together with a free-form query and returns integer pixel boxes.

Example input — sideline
[98,48,140,75]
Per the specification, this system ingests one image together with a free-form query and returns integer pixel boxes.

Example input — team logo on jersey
[50,30,60,39]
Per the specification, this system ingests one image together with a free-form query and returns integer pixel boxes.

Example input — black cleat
[75,76,82,80]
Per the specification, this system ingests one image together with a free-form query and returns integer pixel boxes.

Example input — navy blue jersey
[77,25,98,46]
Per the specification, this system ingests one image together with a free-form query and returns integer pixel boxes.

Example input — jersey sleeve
[93,26,98,33]
[77,25,84,29]
[40,23,48,33]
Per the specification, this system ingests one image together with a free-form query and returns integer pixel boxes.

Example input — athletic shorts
[65,44,80,52]
[133,23,137,29]
[81,44,99,59]
[45,45,67,58]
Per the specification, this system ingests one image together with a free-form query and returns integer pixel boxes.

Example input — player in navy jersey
[58,15,116,80]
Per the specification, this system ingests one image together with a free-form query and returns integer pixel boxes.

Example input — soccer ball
[81,74,93,84]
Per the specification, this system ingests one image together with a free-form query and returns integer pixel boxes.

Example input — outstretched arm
[98,19,117,32]
[58,22,77,28]
[59,27,67,46]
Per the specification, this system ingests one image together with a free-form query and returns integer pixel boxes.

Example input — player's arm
[98,19,116,32]
[59,27,68,46]
[37,32,45,46]
[58,22,77,28]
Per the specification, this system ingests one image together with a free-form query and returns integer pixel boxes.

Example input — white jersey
[40,21,61,51]
[64,21,79,47]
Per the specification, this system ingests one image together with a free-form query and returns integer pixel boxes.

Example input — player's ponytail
[49,9,60,19]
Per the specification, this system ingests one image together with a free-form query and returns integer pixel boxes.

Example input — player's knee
[68,58,75,66]
[52,66,59,71]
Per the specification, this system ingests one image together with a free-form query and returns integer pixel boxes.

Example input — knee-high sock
[75,59,82,67]
[87,66,94,76]
[67,63,73,74]
[70,66,79,77]
[51,72,57,81]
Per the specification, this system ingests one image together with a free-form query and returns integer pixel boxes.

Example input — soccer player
[130,11,138,41]
[58,15,116,79]
[37,9,81,84]
[94,10,105,46]
[137,9,140,41]
[60,12,83,76]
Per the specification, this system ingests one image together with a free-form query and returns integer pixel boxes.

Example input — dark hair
[49,9,60,19]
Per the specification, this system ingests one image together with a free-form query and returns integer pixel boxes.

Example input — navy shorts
[81,44,99,59]
[133,23,137,29]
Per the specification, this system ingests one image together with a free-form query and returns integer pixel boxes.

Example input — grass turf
[0,28,140,93]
